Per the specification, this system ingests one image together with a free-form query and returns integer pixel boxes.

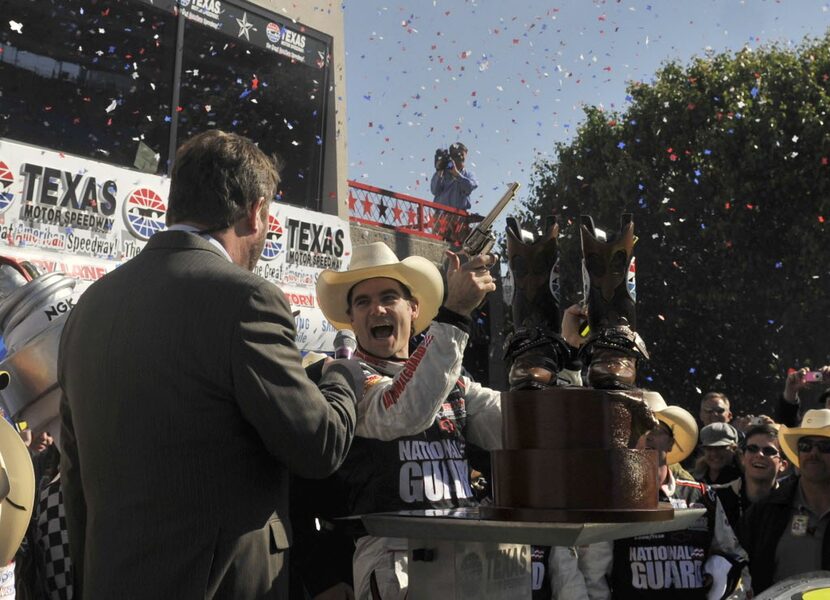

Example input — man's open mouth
[371,325,394,339]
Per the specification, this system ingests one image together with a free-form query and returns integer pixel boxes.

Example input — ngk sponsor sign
[0,138,351,351]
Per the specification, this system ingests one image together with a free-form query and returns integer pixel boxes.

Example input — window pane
[0,0,177,174]
[177,5,330,209]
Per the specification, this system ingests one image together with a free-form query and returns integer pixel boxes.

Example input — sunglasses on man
[703,407,727,415]
[743,444,780,457]
[798,438,830,454]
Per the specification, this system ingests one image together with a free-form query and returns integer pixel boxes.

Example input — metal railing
[347,180,478,245]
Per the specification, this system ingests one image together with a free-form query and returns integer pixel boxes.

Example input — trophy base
[492,388,662,519]
[479,502,674,523]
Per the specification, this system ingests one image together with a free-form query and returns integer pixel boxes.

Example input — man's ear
[409,296,420,320]
[778,458,789,475]
[248,197,267,233]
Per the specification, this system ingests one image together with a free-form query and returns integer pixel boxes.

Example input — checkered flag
[35,476,73,600]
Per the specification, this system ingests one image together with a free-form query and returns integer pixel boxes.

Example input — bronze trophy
[483,214,668,522]
[503,216,571,391]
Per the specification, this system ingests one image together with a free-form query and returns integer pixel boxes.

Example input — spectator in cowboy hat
[552,391,750,599]
[0,370,36,597]
[742,408,830,594]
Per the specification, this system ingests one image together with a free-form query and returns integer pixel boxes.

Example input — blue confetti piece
[704,149,712,155]
[775,261,783,268]
[239,88,251,99]
[689,367,696,374]
[645,375,654,382]
[750,86,759,98]
[617,141,626,149]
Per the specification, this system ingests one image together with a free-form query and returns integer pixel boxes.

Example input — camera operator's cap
[0,415,35,564]
[700,422,739,448]
[780,408,830,468]
[642,391,699,465]
[317,242,443,335]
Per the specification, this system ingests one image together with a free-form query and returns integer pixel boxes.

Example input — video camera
[434,144,464,171]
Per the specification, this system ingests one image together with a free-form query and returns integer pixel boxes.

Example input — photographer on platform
[430,142,477,210]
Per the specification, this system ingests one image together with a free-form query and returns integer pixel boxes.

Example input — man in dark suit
[58,130,361,599]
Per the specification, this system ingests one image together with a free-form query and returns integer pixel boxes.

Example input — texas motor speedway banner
[0,138,351,351]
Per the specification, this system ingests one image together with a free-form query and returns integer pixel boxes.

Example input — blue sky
[343,0,830,218]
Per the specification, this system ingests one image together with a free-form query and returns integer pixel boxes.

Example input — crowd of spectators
[2,129,826,599]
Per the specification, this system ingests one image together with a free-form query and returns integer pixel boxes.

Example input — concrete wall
[350,223,450,269]
[249,1,349,220]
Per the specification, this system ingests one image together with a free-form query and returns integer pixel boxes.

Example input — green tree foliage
[518,36,830,416]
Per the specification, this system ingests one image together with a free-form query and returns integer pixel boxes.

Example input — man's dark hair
[166,129,281,229]
[741,423,779,448]
[346,280,413,314]
[449,142,467,160]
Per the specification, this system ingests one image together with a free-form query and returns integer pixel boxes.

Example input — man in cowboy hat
[742,408,830,594]
[316,241,500,599]
[549,391,750,600]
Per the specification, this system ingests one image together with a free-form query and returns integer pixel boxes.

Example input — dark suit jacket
[58,231,357,599]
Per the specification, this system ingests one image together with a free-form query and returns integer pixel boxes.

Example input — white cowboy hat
[642,391,699,465]
[317,242,443,335]
[0,370,35,564]
[780,408,830,468]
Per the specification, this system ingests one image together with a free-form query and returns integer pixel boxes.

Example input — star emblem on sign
[236,12,254,41]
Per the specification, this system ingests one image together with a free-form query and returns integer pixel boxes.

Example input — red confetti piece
[819,216,826,223]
